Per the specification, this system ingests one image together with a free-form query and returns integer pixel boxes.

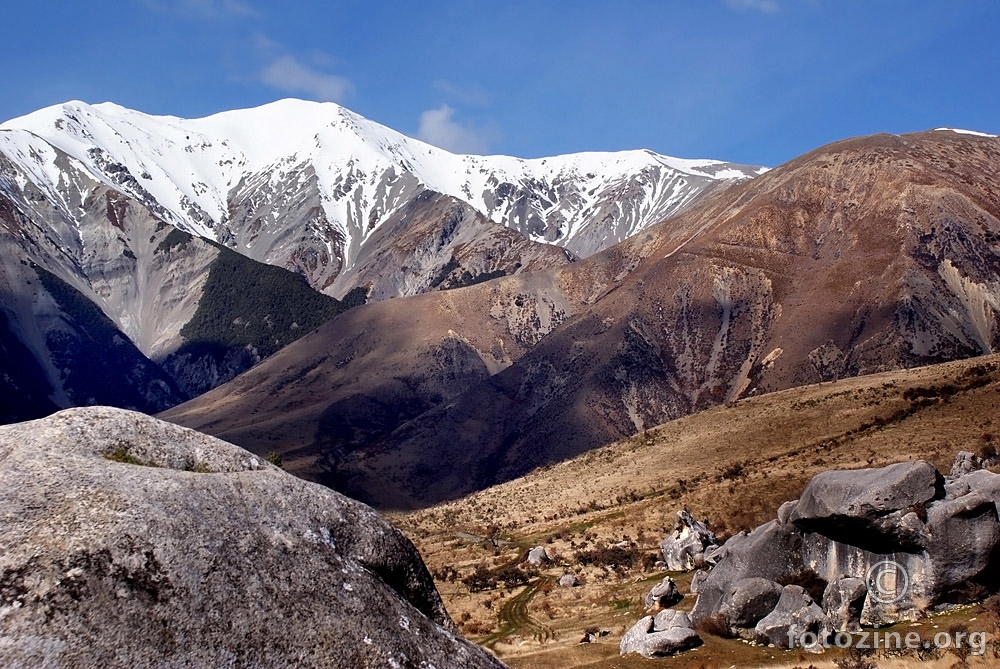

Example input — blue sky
[3,1,998,167]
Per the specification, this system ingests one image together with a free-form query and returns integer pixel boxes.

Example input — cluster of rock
[0,407,505,669]
[622,454,1000,657]
[689,455,1000,649]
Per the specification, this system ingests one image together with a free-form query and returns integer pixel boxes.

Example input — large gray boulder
[660,510,718,571]
[822,577,867,634]
[789,461,943,552]
[923,483,1000,601]
[620,612,701,658]
[719,577,783,629]
[753,585,826,649]
[690,520,805,625]
[0,407,505,669]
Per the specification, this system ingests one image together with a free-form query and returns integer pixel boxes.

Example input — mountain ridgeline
[0,99,751,423]
[3,98,999,514]
[162,129,1000,509]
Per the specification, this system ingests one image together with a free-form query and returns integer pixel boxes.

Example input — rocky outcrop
[0,407,505,669]
[620,610,702,658]
[689,457,1000,649]
[659,510,719,571]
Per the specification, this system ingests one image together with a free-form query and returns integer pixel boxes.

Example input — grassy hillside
[392,353,1000,668]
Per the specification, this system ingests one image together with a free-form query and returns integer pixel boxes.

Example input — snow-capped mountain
[0,99,763,296]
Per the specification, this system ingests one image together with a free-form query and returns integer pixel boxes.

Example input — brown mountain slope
[164,130,1000,509]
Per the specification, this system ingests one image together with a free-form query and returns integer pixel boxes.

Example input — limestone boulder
[660,510,719,571]
[690,520,805,625]
[620,612,701,658]
[527,546,549,567]
[822,577,867,634]
[753,585,826,649]
[719,577,783,629]
[789,461,943,552]
[644,576,682,609]
[0,407,505,669]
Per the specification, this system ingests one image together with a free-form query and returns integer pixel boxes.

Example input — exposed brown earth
[163,129,1000,509]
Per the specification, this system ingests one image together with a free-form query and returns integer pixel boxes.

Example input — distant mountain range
[3,99,998,514]
[0,99,757,419]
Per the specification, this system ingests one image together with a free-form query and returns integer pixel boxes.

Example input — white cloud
[259,55,352,102]
[725,0,779,13]
[416,105,493,155]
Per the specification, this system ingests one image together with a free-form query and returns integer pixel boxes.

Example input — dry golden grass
[390,353,1000,668]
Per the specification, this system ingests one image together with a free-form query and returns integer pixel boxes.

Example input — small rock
[644,576,682,609]
[776,500,798,525]
[527,546,549,567]
[558,574,579,588]
[949,450,982,478]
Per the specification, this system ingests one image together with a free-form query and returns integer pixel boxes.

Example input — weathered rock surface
[619,611,702,658]
[0,407,505,669]
[950,450,982,478]
[689,569,709,595]
[753,585,826,648]
[789,461,944,552]
[719,577,783,629]
[660,510,719,571]
[690,520,804,625]
[822,577,867,634]
[690,459,1000,647]
[644,576,683,610]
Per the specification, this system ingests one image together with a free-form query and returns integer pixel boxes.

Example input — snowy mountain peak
[1,98,765,291]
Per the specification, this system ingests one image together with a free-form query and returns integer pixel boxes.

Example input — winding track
[484,576,555,648]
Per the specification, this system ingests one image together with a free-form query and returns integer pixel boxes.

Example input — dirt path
[484,576,555,648]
